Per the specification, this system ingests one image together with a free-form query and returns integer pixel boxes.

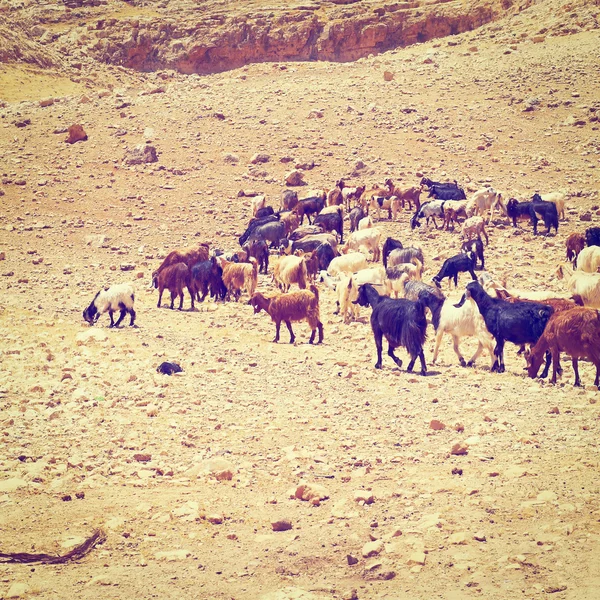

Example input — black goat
[586,227,600,247]
[248,221,286,249]
[315,242,336,271]
[239,214,280,246]
[382,237,403,267]
[463,281,554,374]
[506,198,558,235]
[314,210,343,243]
[461,238,485,270]
[432,252,477,289]
[190,257,226,302]
[420,177,460,189]
[242,239,270,274]
[254,206,275,219]
[354,284,428,374]
[428,185,466,200]
[281,189,299,211]
[349,206,366,233]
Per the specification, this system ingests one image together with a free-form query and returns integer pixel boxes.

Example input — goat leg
[406,356,416,372]
[157,290,163,308]
[469,269,477,281]
[594,363,599,388]
[374,330,383,369]
[451,335,466,367]
[113,308,127,327]
[387,344,403,368]
[418,350,427,375]
[316,322,324,344]
[108,310,115,328]
[573,358,581,387]
[129,308,136,327]
[273,321,281,343]
[540,350,552,379]
[285,321,295,344]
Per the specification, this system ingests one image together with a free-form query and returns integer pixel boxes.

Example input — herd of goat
[82,177,600,389]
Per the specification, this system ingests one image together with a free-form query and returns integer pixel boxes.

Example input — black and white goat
[354,284,428,374]
[83,283,136,327]
[410,200,445,229]
[382,237,403,267]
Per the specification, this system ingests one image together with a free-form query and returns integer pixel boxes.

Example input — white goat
[327,252,368,277]
[461,215,489,245]
[576,246,600,273]
[341,228,382,262]
[251,195,266,217]
[82,283,136,327]
[386,259,424,297]
[556,264,600,308]
[536,191,567,220]
[465,187,506,223]
[358,216,373,230]
[337,267,389,323]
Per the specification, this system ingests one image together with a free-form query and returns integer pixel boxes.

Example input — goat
[396,273,445,302]
[242,239,270,274]
[465,188,506,223]
[566,233,586,266]
[255,206,275,219]
[586,227,600,247]
[239,214,280,246]
[190,257,226,302]
[314,208,344,243]
[527,307,600,388]
[556,264,600,308]
[249,285,323,344]
[83,283,136,327]
[339,182,366,212]
[152,243,210,282]
[387,247,424,270]
[293,196,326,225]
[461,216,489,245]
[326,185,343,207]
[420,177,460,189]
[302,251,319,283]
[428,184,466,201]
[288,225,325,242]
[251,195,267,217]
[463,281,553,374]
[248,221,286,249]
[273,255,308,292]
[286,233,339,256]
[328,252,368,277]
[368,195,393,221]
[432,252,477,289]
[341,228,381,262]
[153,262,194,310]
[315,242,336,271]
[532,191,567,221]
[358,216,373,230]
[336,267,390,323]
[576,245,600,273]
[420,290,495,368]
[386,259,424,297]
[279,211,300,236]
[410,200,445,229]
[354,284,428,374]
[382,237,403,268]
[219,257,258,301]
[506,198,558,235]
[390,184,421,211]
[461,238,485,270]
[349,206,366,233]
[280,189,299,212]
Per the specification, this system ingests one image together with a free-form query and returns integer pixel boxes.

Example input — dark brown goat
[566,232,585,266]
[153,262,194,310]
[152,243,210,280]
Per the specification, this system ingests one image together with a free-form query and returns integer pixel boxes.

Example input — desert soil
[1,1,600,599]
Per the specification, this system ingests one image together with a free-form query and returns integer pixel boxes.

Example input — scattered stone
[383,71,394,81]
[347,554,359,566]
[39,98,54,107]
[271,519,293,532]
[548,406,560,414]
[407,551,426,566]
[76,329,109,345]
[155,549,191,561]
[545,584,567,594]
[120,263,136,271]
[353,490,374,504]
[451,442,469,456]
[7,582,30,598]
[308,110,324,119]
[285,170,305,186]
[206,513,223,524]
[449,531,468,545]
[222,152,239,164]
[124,144,158,165]
[251,153,270,164]
[474,532,486,542]
[580,212,592,222]
[295,482,329,502]
[430,419,446,430]
[66,124,88,144]
[134,453,152,463]
[361,539,384,558]
[532,35,545,43]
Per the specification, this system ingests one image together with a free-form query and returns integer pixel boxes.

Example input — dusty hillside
[1,0,600,599]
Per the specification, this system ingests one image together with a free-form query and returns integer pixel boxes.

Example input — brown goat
[280,211,300,236]
[273,255,307,292]
[249,285,324,344]
[152,243,210,280]
[153,262,194,310]
[295,250,319,282]
[527,307,600,387]
[566,232,586,266]
[219,257,258,301]
[391,184,421,211]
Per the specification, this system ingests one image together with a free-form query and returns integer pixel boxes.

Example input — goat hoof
[459,358,467,367]
[375,363,382,370]
[466,361,474,368]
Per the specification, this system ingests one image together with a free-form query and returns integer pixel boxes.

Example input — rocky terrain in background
[1,0,600,599]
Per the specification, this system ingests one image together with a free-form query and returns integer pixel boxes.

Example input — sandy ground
[1,3,600,599]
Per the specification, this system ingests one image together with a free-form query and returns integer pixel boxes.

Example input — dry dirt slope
[1,1,600,599]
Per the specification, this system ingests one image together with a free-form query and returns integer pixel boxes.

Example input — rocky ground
[1,0,600,599]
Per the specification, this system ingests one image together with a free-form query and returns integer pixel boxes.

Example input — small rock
[548,406,560,414]
[383,71,394,81]
[451,442,469,455]
[222,152,239,164]
[154,549,191,561]
[206,513,223,524]
[347,554,359,566]
[76,329,109,345]
[120,263,135,271]
[7,582,30,598]
[532,35,545,43]
[580,212,592,222]
[40,98,54,107]
[250,153,270,164]
[271,519,293,532]
[0,478,27,493]
[134,453,152,463]
[308,109,324,119]
[353,490,374,504]
[124,144,158,165]
[361,539,384,558]
[66,124,88,144]
[407,551,426,566]
[474,532,486,542]
[295,482,329,502]
[430,419,446,430]
[285,170,305,186]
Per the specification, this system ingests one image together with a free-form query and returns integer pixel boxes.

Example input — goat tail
[309,284,320,304]
[299,259,308,289]
[401,311,427,358]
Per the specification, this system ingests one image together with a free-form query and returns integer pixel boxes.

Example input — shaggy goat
[242,239,270,275]
[152,243,210,281]
[219,257,258,301]
[527,307,600,388]
[342,228,382,262]
[354,284,427,374]
[576,245,600,273]
[586,227,600,247]
[327,252,369,277]
[249,285,323,344]
[83,283,136,327]
[280,189,299,212]
[461,238,485,270]
[556,264,600,308]
[190,257,226,302]
[239,214,280,246]
[465,188,506,223]
[314,208,344,242]
[463,281,553,373]
[382,237,403,268]
[153,263,194,310]
[274,255,308,292]
[387,246,424,269]
[349,206,366,233]
[531,191,567,221]
[294,196,326,225]
[386,259,424,297]
[461,216,489,245]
